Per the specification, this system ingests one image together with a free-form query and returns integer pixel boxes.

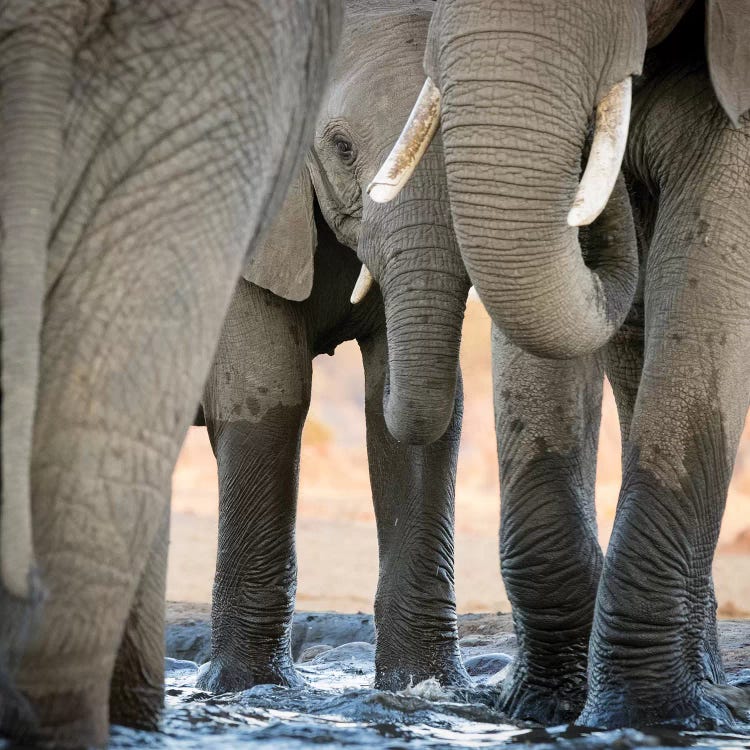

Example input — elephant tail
[0,15,75,601]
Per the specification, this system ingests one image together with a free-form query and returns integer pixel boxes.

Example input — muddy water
[109,645,750,750]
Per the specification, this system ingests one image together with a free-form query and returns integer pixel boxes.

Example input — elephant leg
[604,284,645,442]
[9,243,233,747]
[8,91,267,750]
[603,176,649,440]
[0,4,339,744]
[581,172,750,729]
[196,280,311,693]
[359,329,469,690]
[492,324,604,723]
[0,593,39,739]
[109,504,169,730]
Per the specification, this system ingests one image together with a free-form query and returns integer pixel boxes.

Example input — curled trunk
[361,146,469,445]
[0,19,73,599]
[438,40,638,359]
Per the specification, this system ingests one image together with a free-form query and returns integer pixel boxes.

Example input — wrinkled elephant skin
[422,0,750,730]
[0,1,341,747]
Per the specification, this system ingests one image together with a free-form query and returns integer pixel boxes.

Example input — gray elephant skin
[196,0,471,695]
[0,1,341,747]
[397,0,750,732]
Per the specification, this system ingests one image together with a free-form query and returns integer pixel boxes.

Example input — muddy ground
[166,601,750,679]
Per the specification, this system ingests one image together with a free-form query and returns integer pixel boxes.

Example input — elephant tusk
[367,78,441,203]
[350,264,374,304]
[567,78,632,227]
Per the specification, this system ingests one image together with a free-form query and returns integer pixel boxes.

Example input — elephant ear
[243,166,316,301]
[706,0,750,126]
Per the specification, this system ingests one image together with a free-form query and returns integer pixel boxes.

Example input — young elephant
[197,0,471,693]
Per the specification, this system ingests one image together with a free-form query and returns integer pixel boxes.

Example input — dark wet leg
[360,329,469,690]
[197,281,311,692]
[492,325,604,723]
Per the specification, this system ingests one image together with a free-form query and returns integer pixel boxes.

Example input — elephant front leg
[109,505,169,730]
[7,433,172,749]
[360,331,469,690]
[581,405,735,727]
[197,281,312,693]
[493,326,604,724]
[580,180,750,729]
[196,416,306,693]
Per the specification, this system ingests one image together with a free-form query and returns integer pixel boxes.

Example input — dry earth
[170,300,750,617]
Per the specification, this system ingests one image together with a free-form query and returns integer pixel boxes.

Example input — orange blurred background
[170,300,750,616]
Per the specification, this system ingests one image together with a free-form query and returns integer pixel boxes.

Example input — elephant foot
[577,681,744,730]
[1,682,111,749]
[375,644,471,691]
[498,666,587,725]
[109,681,162,731]
[581,597,737,729]
[493,617,592,724]
[0,673,38,747]
[196,656,304,693]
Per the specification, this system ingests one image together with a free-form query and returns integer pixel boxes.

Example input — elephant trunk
[438,44,638,359]
[0,19,74,599]
[362,146,469,445]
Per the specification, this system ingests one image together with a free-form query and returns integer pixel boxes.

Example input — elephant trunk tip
[384,392,455,446]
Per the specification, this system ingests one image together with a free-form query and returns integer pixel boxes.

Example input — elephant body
[0,1,341,746]
[403,0,750,731]
[197,0,470,695]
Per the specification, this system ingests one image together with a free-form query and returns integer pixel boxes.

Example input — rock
[457,613,514,639]
[459,635,491,648]
[730,668,750,687]
[310,642,375,665]
[165,604,750,682]
[299,644,333,663]
[463,652,512,677]
[290,613,375,660]
[714,619,750,675]
[166,618,211,666]
[165,604,375,664]
[165,658,198,675]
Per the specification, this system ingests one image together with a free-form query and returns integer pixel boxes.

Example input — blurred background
[170,298,750,616]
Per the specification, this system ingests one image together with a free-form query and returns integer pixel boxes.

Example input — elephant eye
[333,137,355,165]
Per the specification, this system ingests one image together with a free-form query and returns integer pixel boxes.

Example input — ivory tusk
[367,78,441,203]
[567,78,632,227]
[350,264,374,304]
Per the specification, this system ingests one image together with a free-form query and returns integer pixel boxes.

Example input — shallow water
[108,645,750,750]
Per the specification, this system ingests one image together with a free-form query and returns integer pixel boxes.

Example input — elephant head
[246,0,470,445]
[370,0,750,360]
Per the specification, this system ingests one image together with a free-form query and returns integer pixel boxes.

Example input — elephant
[0,1,341,746]
[195,0,471,695]
[372,0,750,732]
